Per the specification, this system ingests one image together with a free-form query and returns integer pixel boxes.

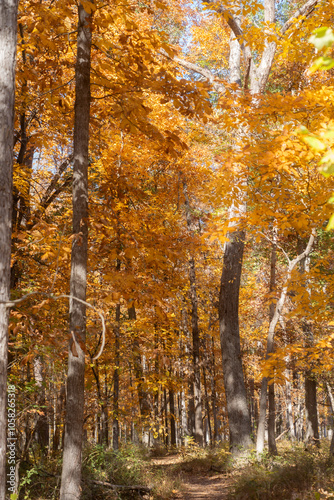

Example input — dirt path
[151,456,234,500]
[174,471,233,499]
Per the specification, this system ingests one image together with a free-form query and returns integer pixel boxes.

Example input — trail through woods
[151,456,234,499]
[175,473,232,499]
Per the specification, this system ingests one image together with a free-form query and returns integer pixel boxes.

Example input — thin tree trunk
[268,239,278,455]
[33,357,49,451]
[183,183,203,446]
[164,388,169,447]
[60,3,92,499]
[280,316,296,441]
[91,361,108,446]
[53,384,65,452]
[256,231,315,455]
[0,1,18,498]
[248,378,256,435]
[297,240,320,447]
[130,304,151,444]
[189,257,203,445]
[209,336,219,443]
[286,372,295,441]
[202,363,212,446]
[169,388,176,446]
[113,302,121,450]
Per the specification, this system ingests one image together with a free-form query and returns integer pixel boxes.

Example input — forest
[1,0,334,498]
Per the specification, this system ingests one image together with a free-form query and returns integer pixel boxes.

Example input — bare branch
[161,50,225,93]
[259,231,291,263]
[282,0,318,35]
[1,291,106,361]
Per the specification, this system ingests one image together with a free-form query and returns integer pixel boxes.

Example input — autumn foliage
[2,0,334,497]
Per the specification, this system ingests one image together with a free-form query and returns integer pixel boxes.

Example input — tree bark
[0,1,18,498]
[219,221,252,454]
[60,3,92,499]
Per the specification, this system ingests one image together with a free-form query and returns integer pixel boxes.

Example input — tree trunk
[53,384,65,452]
[280,317,296,441]
[220,224,252,454]
[183,183,203,446]
[326,383,334,456]
[169,388,176,446]
[113,302,121,450]
[297,241,320,448]
[305,374,319,446]
[218,10,253,456]
[189,257,203,446]
[33,357,49,451]
[60,3,92,499]
[202,363,212,446]
[163,388,169,447]
[268,239,278,455]
[268,383,277,454]
[256,232,315,455]
[130,304,151,444]
[0,1,18,498]
[286,372,295,441]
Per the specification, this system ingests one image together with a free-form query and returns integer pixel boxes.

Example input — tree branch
[39,156,73,209]
[282,0,318,35]
[161,50,224,93]
[91,480,151,492]
[1,292,106,361]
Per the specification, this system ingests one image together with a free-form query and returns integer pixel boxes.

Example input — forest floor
[17,441,334,500]
[151,455,233,499]
[149,442,334,500]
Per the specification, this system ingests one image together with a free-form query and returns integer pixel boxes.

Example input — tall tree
[0,1,18,498]
[176,0,320,455]
[59,2,92,498]
[218,10,252,454]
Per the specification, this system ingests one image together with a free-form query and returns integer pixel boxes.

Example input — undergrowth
[229,440,334,500]
[16,439,334,500]
[17,443,180,500]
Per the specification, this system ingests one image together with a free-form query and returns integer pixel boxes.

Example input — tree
[174,0,322,455]
[59,2,92,498]
[0,1,18,498]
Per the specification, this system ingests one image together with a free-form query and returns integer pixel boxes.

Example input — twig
[91,479,151,492]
